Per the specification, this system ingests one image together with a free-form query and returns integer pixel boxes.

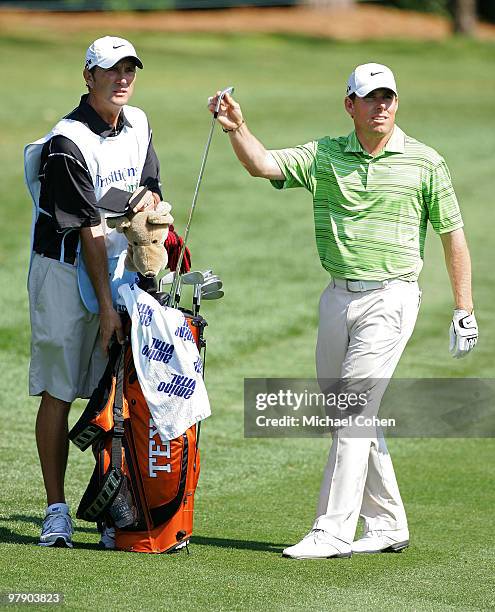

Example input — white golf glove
[449,309,478,359]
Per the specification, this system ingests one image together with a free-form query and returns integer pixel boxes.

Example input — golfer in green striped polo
[208,63,478,559]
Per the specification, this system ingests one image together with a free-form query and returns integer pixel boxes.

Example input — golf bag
[69,310,207,554]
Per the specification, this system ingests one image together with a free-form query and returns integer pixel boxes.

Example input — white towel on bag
[119,283,211,440]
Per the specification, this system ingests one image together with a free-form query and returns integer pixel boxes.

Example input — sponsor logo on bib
[95,166,139,189]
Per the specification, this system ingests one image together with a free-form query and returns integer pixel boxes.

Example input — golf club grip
[214,86,234,117]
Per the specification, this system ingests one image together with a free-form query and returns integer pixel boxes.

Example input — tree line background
[0,0,492,32]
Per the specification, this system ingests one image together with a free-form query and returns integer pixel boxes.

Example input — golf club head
[159,271,175,285]
[201,289,224,301]
[201,271,218,282]
[201,278,223,293]
[157,270,175,294]
[182,271,205,285]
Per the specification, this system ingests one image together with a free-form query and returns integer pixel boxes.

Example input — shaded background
[0,3,494,611]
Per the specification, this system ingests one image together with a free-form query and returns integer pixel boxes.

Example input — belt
[332,278,394,292]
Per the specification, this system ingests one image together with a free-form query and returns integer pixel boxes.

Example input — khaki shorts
[28,253,107,403]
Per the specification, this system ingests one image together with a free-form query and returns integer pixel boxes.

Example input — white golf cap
[85,36,143,70]
[346,63,397,98]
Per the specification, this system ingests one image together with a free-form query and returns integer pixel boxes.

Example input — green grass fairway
[0,28,494,611]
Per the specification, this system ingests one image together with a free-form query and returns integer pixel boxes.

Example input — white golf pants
[314,279,421,543]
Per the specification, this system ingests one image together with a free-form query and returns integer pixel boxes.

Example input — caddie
[208,63,478,559]
[24,36,167,548]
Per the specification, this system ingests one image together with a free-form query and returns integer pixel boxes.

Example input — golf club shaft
[193,283,201,316]
[170,86,234,305]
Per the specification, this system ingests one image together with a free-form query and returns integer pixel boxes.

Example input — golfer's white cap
[346,63,397,98]
[85,36,143,70]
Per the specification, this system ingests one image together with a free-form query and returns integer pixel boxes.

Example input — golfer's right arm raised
[208,92,284,180]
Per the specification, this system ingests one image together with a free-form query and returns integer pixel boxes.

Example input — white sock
[46,502,70,515]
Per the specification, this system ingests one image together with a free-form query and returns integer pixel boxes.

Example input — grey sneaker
[98,525,116,550]
[39,504,74,548]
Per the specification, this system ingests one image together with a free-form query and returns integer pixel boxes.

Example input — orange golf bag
[69,311,207,553]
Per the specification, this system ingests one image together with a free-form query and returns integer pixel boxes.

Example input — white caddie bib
[24,105,152,311]
[24,104,151,258]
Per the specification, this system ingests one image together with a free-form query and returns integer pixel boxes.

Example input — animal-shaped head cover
[107,201,174,278]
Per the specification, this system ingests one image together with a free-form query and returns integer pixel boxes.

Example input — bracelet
[222,119,245,133]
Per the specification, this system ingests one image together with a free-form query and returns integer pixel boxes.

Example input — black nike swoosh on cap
[370,71,384,76]
[113,44,125,49]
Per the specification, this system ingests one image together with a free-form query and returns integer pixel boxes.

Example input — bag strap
[111,343,126,470]
[69,341,122,451]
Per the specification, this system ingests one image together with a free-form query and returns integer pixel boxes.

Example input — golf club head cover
[107,202,174,277]
[165,227,191,273]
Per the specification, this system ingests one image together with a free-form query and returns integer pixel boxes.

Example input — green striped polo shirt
[270,126,463,281]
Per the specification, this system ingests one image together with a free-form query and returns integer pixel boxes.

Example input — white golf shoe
[351,529,409,554]
[39,503,74,548]
[282,529,352,559]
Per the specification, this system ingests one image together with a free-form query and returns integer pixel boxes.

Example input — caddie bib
[24,105,151,311]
